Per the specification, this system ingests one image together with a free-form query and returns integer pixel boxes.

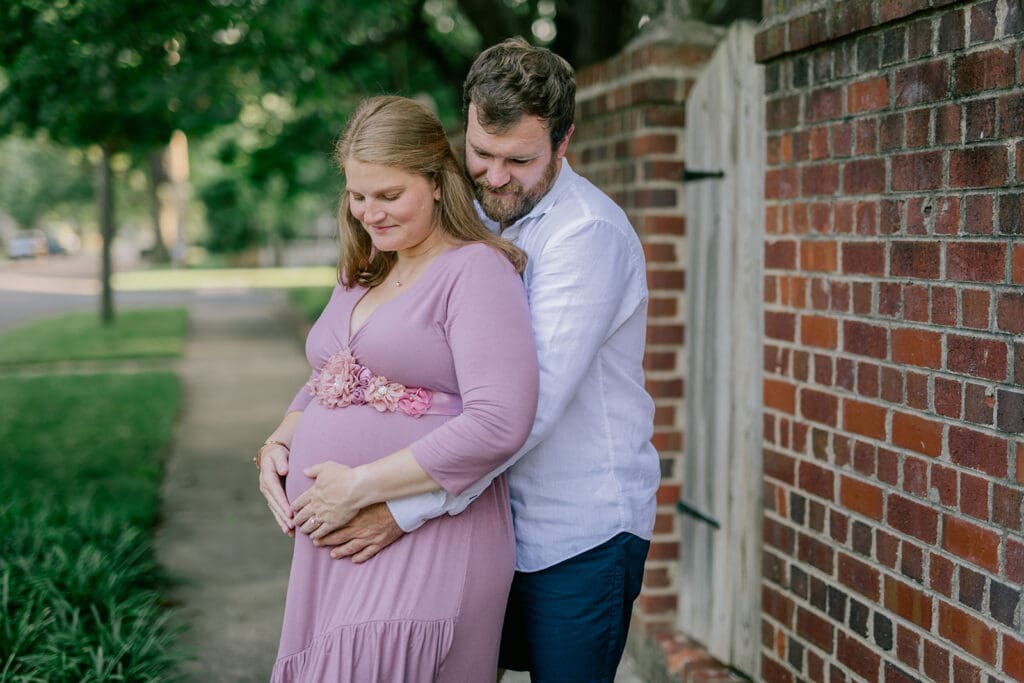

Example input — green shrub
[0,373,185,680]
[0,501,182,682]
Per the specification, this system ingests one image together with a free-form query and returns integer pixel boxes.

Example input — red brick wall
[757,1,1024,681]
[570,39,715,637]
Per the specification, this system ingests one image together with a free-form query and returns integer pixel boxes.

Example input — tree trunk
[98,144,115,325]
[147,149,171,263]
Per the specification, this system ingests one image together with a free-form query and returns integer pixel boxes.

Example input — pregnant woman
[255,96,538,681]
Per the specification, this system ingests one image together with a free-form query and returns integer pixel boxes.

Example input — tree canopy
[0,0,760,283]
[0,0,241,150]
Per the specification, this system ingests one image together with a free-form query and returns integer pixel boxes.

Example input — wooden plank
[725,23,765,677]
[679,21,764,679]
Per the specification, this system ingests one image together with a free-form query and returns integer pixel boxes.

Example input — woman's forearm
[293,437,444,537]
[350,448,443,509]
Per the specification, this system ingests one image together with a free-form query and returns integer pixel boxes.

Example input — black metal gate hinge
[676,500,721,529]
[682,169,725,183]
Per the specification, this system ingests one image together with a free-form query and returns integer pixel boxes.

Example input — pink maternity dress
[271,243,538,682]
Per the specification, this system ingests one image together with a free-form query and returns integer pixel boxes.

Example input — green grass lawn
[0,309,189,680]
[0,308,187,366]
[0,373,180,525]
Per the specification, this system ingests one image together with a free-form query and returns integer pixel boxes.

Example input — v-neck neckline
[347,247,454,344]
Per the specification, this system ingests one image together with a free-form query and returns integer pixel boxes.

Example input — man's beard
[474,155,559,226]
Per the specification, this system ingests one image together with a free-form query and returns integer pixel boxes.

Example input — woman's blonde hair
[334,96,526,288]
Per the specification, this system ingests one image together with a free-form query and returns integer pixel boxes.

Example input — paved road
[0,252,198,332]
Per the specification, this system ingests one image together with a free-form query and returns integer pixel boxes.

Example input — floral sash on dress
[307,348,433,417]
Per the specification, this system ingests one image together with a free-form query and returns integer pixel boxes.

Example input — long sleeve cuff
[386,490,448,532]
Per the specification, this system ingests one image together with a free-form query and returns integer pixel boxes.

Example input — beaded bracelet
[254,439,290,471]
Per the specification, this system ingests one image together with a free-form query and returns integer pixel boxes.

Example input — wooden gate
[678,21,764,679]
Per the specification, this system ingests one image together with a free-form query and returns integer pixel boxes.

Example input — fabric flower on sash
[365,376,406,412]
[308,348,433,418]
[397,387,432,417]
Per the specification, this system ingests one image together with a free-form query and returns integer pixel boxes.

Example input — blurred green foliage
[0,306,188,678]
[288,286,334,325]
[0,0,759,262]
[0,1,242,150]
[0,136,93,231]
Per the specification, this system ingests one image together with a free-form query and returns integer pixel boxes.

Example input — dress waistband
[422,391,462,416]
[308,347,462,419]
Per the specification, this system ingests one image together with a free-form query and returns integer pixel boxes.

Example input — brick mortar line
[801,91,1012,117]
[760,542,1019,673]
[760,385,1024,421]
[759,604,1006,683]
[576,66,709,96]
[767,148,1024,165]
[761,234,1024,241]
[760,391,1023,443]
[755,0,1015,63]
[763,465,1020,538]
[762,501,1020,592]
[573,142,685,154]
[766,38,1024,95]
[766,146,1024,164]
[762,361,1017,394]
[761,565,1015,655]
[763,437,1018,502]
[576,116,688,125]
[763,277,1019,295]
[762,302,1024,336]
[761,325,1021,355]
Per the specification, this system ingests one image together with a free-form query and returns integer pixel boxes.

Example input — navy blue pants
[498,532,650,683]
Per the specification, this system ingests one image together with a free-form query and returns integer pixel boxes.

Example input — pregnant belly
[285,401,449,501]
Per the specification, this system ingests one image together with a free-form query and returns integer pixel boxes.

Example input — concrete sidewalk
[156,291,305,682]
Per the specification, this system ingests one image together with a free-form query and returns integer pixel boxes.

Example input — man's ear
[556,124,575,159]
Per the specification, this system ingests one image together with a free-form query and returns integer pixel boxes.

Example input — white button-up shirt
[389,159,660,572]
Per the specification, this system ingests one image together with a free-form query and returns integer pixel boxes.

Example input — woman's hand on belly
[258,443,295,537]
[292,461,365,540]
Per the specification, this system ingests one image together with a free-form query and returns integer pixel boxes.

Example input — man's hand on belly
[316,502,406,563]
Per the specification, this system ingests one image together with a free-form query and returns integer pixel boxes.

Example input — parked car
[5,230,48,259]
[46,234,67,255]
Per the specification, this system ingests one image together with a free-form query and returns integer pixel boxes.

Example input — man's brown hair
[463,37,575,149]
